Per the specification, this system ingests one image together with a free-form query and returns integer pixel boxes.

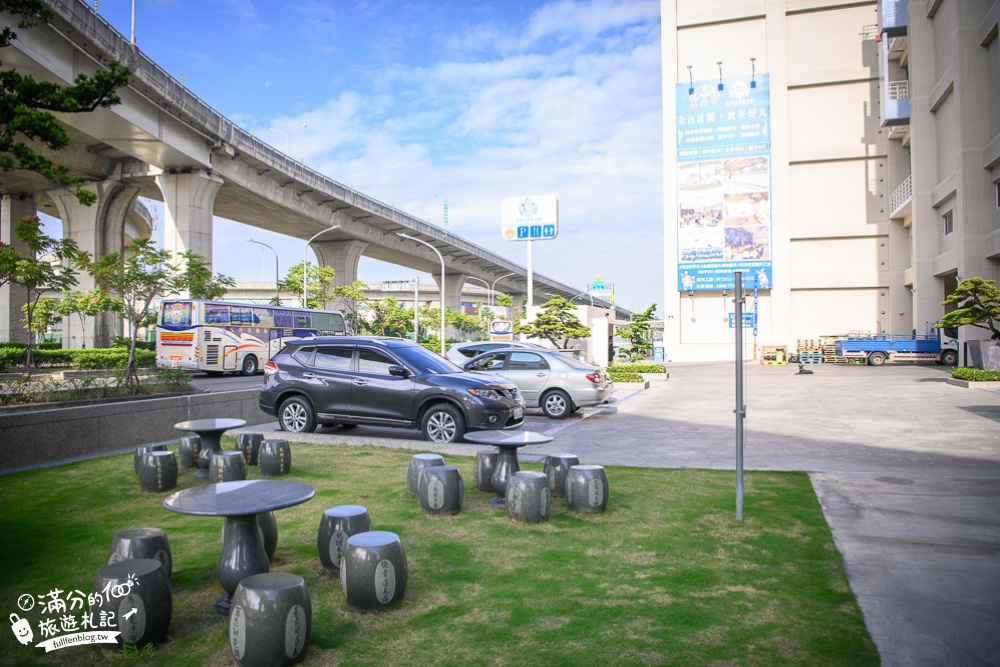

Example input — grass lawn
[0,442,878,666]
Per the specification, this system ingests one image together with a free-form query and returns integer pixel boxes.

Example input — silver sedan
[462,348,613,419]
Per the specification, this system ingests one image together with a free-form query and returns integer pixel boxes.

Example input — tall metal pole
[302,225,340,308]
[398,233,446,356]
[413,277,420,342]
[526,240,534,310]
[734,270,745,520]
[130,0,136,44]
[248,239,280,304]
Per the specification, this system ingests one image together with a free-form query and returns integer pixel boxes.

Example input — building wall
[662,0,1000,361]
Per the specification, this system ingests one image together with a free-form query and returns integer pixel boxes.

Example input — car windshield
[394,345,465,375]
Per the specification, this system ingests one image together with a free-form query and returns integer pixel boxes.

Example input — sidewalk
[246,361,1000,667]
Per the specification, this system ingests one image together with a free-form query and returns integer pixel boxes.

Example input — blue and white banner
[676,74,772,292]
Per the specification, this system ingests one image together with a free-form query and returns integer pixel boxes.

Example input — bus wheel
[241,355,259,376]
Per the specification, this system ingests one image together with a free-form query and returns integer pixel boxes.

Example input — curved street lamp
[248,238,279,304]
[269,123,308,154]
[303,225,341,307]
[490,272,516,308]
[398,233,446,356]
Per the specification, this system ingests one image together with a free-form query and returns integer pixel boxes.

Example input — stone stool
[222,511,278,563]
[90,558,172,648]
[341,531,407,611]
[418,466,463,515]
[473,450,499,492]
[317,505,372,575]
[134,443,167,476]
[178,436,201,468]
[406,453,445,496]
[229,572,311,666]
[210,451,248,483]
[565,465,609,513]
[137,451,178,493]
[543,453,581,497]
[506,471,551,523]
[236,433,264,466]
[260,439,292,476]
[107,527,173,578]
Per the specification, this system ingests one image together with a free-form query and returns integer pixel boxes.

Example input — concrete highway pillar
[1,195,37,345]
[50,181,140,348]
[312,239,368,312]
[155,170,223,272]
[434,272,469,341]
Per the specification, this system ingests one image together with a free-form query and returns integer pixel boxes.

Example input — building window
[996,182,1000,209]
[942,210,954,236]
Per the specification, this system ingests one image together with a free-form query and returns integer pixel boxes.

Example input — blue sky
[89,0,664,312]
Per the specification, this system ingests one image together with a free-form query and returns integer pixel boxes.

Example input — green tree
[330,279,369,334]
[515,295,591,349]
[3,216,85,369]
[277,262,336,310]
[54,288,117,348]
[1,0,131,205]
[367,298,412,337]
[937,277,1000,339]
[495,293,522,322]
[85,239,231,392]
[181,251,235,300]
[620,304,657,361]
[20,294,58,343]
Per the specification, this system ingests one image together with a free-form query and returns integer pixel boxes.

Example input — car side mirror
[388,365,409,378]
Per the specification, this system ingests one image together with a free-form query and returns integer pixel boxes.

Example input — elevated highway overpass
[1,0,626,347]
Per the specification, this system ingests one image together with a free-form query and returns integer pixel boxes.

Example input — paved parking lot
[241,361,1000,667]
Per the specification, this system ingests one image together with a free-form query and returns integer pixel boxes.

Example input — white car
[462,347,613,419]
[444,340,544,365]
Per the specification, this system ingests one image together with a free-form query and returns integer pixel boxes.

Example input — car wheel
[541,389,572,419]
[240,355,259,376]
[279,396,317,433]
[421,404,466,443]
[940,349,958,367]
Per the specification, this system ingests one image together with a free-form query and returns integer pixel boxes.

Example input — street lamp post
[465,277,490,305]
[398,233,446,356]
[303,225,341,308]
[570,293,594,307]
[490,272,516,308]
[269,124,308,154]
[248,239,280,304]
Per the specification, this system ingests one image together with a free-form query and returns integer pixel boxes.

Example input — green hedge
[952,367,1000,382]
[0,347,155,373]
[609,371,645,383]
[609,363,667,373]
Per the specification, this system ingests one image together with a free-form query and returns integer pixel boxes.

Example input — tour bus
[156,300,348,375]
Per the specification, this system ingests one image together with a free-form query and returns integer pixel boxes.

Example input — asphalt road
[231,362,1000,667]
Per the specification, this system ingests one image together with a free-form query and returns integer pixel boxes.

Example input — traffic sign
[501,195,559,241]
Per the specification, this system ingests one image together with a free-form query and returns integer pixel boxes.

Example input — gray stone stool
[210,450,248,483]
[565,465,609,513]
[506,471,551,522]
[229,572,311,666]
[137,451,178,493]
[317,505,372,575]
[473,450,499,492]
[178,435,201,468]
[134,443,167,475]
[90,558,172,648]
[543,453,581,497]
[341,531,407,611]
[418,466,463,515]
[406,453,444,496]
[107,527,172,578]
[236,432,264,466]
[260,439,292,476]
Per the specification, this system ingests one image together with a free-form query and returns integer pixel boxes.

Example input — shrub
[70,349,155,370]
[610,363,667,373]
[112,336,155,351]
[952,367,1000,382]
[609,371,645,383]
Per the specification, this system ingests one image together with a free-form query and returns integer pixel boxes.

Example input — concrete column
[312,239,368,310]
[434,272,468,341]
[1,195,37,344]
[50,181,140,348]
[154,170,223,268]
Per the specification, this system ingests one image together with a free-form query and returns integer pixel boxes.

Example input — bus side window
[296,314,310,328]
[274,310,293,328]
[254,308,274,327]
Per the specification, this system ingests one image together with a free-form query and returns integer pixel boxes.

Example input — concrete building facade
[661,0,1000,362]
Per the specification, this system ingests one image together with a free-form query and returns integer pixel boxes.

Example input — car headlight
[467,388,502,401]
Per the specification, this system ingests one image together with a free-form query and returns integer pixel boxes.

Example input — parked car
[444,340,544,365]
[462,348,613,419]
[259,337,525,443]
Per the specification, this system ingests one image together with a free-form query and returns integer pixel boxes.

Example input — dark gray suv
[259,337,525,443]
